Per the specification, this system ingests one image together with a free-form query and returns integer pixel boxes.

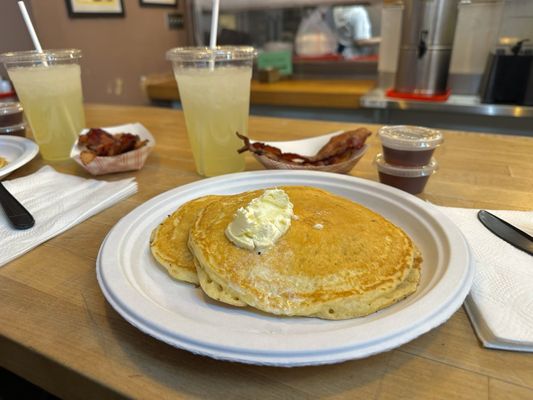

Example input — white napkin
[0,166,137,267]
[437,206,533,351]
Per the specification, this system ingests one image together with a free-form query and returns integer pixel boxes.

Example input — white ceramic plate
[97,170,473,366]
[0,136,39,180]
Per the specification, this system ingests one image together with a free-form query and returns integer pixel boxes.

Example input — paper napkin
[0,166,137,267]
[437,206,533,352]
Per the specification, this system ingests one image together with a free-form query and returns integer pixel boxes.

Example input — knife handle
[0,182,35,230]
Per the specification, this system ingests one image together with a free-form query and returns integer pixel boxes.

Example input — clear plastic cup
[0,122,26,137]
[166,46,256,177]
[375,153,438,194]
[378,125,443,167]
[0,49,86,161]
[0,102,24,127]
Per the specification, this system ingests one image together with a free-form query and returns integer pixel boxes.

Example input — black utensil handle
[0,182,35,230]
[478,210,533,256]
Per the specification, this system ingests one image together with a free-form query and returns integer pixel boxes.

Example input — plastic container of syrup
[375,153,437,194]
[0,122,26,137]
[0,102,24,127]
[378,125,443,167]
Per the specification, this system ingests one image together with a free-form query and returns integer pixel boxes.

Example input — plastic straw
[18,1,43,52]
[209,0,220,49]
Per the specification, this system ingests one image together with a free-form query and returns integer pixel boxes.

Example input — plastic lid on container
[0,122,26,134]
[0,49,82,66]
[378,125,443,150]
[375,153,437,177]
[0,102,23,116]
[166,46,256,62]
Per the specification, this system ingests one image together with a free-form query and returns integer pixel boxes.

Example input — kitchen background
[1,0,532,135]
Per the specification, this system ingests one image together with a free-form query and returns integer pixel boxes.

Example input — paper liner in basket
[253,146,367,174]
[249,131,368,174]
[71,123,155,176]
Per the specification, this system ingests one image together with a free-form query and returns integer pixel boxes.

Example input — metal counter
[361,89,533,118]
[360,89,533,118]
[359,89,533,136]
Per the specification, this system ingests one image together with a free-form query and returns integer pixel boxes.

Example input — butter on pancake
[225,188,294,251]
[150,195,221,284]
[189,186,421,320]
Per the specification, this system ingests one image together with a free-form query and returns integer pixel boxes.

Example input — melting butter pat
[225,189,294,251]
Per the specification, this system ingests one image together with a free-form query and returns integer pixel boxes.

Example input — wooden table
[1,104,533,399]
[143,73,376,109]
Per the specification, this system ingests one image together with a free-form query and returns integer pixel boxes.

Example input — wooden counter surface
[1,104,533,399]
[143,73,375,109]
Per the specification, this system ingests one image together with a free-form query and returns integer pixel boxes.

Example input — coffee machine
[390,0,460,99]
[478,0,533,106]
[481,39,533,105]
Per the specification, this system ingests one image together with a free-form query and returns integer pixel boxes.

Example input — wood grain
[143,73,375,109]
[0,104,532,399]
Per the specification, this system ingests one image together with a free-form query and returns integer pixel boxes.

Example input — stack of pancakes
[150,186,421,320]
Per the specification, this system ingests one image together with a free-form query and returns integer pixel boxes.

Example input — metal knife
[0,182,35,230]
[477,210,533,256]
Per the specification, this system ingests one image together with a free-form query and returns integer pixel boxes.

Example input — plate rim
[97,170,474,366]
[0,136,39,179]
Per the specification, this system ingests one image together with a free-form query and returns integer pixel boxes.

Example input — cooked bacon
[237,128,371,166]
[237,133,314,164]
[79,128,115,156]
[312,128,371,163]
[78,128,148,165]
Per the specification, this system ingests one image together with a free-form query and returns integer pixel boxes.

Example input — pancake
[189,186,421,320]
[150,195,222,284]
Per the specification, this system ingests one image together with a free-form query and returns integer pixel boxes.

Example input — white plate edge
[0,136,39,179]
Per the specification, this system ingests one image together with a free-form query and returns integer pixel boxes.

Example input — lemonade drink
[173,66,252,176]
[1,49,85,161]
[167,46,255,177]
[8,64,85,161]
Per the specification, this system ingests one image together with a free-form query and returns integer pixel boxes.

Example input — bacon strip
[78,128,148,165]
[237,128,371,166]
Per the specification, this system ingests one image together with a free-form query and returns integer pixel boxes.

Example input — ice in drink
[173,66,252,176]
[8,64,85,161]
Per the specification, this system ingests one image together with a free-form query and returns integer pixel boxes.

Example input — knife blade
[477,210,533,256]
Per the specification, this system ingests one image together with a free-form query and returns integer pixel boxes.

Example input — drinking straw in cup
[166,0,256,177]
[0,3,86,161]
[18,1,43,52]
[166,47,255,177]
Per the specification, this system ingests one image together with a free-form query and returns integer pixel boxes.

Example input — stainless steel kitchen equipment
[393,0,460,96]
